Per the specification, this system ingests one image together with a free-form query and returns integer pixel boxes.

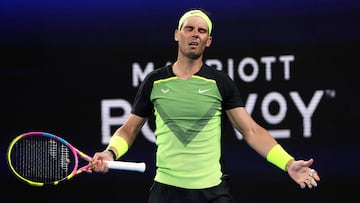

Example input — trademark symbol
[325,89,336,98]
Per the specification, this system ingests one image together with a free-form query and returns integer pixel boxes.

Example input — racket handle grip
[105,161,146,173]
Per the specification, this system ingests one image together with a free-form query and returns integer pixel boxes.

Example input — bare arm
[225,107,278,158]
[112,113,147,148]
[226,107,320,189]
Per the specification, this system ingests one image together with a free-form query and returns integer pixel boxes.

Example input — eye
[184,26,194,32]
[198,28,207,34]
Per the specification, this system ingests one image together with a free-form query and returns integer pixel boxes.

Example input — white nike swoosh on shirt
[198,89,211,93]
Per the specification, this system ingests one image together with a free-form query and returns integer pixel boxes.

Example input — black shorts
[148,174,235,203]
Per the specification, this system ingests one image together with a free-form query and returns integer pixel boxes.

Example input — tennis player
[91,8,320,203]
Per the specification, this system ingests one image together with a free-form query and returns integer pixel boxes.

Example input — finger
[309,168,320,181]
[309,169,316,177]
[309,169,314,176]
[305,179,312,188]
[311,178,318,187]
[300,183,306,189]
[300,179,314,189]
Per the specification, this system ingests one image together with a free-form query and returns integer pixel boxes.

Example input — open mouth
[189,42,199,46]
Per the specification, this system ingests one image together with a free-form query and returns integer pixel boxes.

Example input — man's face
[175,16,212,59]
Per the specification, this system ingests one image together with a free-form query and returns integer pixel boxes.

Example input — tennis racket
[7,131,146,187]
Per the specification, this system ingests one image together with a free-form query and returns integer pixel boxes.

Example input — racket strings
[11,136,74,183]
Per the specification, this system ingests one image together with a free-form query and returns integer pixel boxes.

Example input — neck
[172,57,203,80]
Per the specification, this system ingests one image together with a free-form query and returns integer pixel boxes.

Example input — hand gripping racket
[7,131,146,187]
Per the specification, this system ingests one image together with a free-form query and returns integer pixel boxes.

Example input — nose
[191,30,199,38]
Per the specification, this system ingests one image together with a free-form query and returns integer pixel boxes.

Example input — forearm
[243,125,294,171]
[106,113,146,159]
[226,108,294,171]
[243,125,278,158]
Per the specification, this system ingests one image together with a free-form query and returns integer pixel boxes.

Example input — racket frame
[7,132,88,186]
[7,131,146,187]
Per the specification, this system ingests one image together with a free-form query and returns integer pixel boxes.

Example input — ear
[174,29,179,42]
[206,36,212,47]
